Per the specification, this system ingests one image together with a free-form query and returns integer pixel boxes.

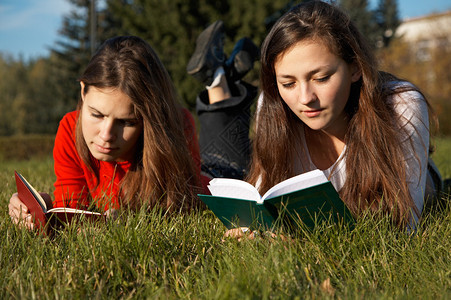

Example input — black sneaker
[225,37,259,82]
[187,20,225,86]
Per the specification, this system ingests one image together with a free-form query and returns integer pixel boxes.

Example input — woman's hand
[105,208,119,220]
[9,193,33,230]
[8,192,52,230]
[223,227,257,242]
[223,227,291,242]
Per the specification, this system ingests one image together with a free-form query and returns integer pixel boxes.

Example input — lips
[303,109,322,118]
[94,143,117,154]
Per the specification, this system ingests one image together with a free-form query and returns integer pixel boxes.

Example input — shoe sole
[187,20,224,75]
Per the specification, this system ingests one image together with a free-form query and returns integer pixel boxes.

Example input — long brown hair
[249,1,433,227]
[76,36,201,212]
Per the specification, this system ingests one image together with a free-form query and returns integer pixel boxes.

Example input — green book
[199,169,354,230]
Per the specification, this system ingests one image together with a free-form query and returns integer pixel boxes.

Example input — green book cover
[198,195,278,229]
[199,170,355,230]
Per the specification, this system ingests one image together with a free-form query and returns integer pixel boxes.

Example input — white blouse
[293,81,430,225]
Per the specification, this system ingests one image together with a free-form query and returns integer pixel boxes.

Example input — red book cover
[14,171,49,232]
[14,171,104,234]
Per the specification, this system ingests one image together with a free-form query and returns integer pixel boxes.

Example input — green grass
[0,139,450,299]
[432,136,451,179]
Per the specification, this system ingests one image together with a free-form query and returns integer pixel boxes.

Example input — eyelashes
[279,74,331,89]
[315,75,331,83]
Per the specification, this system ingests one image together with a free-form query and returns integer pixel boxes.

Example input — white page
[47,207,102,215]
[261,169,328,201]
[207,178,261,202]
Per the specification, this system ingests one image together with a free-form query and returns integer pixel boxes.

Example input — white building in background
[395,10,451,61]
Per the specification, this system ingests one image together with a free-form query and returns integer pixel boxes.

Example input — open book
[199,169,354,230]
[14,171,103,234]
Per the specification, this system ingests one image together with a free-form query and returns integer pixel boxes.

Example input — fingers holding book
[222,227,255,242]
[222,227,291,243]
[8,193,34,230]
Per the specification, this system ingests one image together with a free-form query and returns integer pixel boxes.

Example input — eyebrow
[276,65,333,79]
[87,105,138,120]
[87,106,104,115]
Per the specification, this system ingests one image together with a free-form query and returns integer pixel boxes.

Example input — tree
[26,58,65,134]
[105,0,293,109]
[2,0,320,136]
[338,0,400,49]
[339,0,377,47]
[0,55,29,135]
[0,55,61,135]
[374,0,400,48]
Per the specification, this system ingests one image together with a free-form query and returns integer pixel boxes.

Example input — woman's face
[274,40,361,137]
[80,82,143,162]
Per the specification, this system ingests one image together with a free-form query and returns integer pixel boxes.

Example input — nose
[298,83,316,105]
[99,119,116,142]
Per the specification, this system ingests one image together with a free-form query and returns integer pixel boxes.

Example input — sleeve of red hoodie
[181,108,210,194]
[53,111,91,209]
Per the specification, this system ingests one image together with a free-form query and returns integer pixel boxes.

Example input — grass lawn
[0,138,449,299]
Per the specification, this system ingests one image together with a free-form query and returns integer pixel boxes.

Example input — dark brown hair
[76,36,201,212]
[249,1,433,227]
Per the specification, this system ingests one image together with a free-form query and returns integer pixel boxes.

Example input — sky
[1,0,451,61]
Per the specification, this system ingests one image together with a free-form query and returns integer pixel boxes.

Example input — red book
[14,171,104,234]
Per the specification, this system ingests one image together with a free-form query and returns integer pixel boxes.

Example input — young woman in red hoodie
[9,36,205,229]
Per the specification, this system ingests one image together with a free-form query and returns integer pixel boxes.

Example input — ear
[350,63,362,83]
[80,81,86,102]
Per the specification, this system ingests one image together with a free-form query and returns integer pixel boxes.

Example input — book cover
[199,170,354,230]
[14,171,103,233]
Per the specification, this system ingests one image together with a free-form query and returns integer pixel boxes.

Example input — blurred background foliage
[0,0,449,139]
